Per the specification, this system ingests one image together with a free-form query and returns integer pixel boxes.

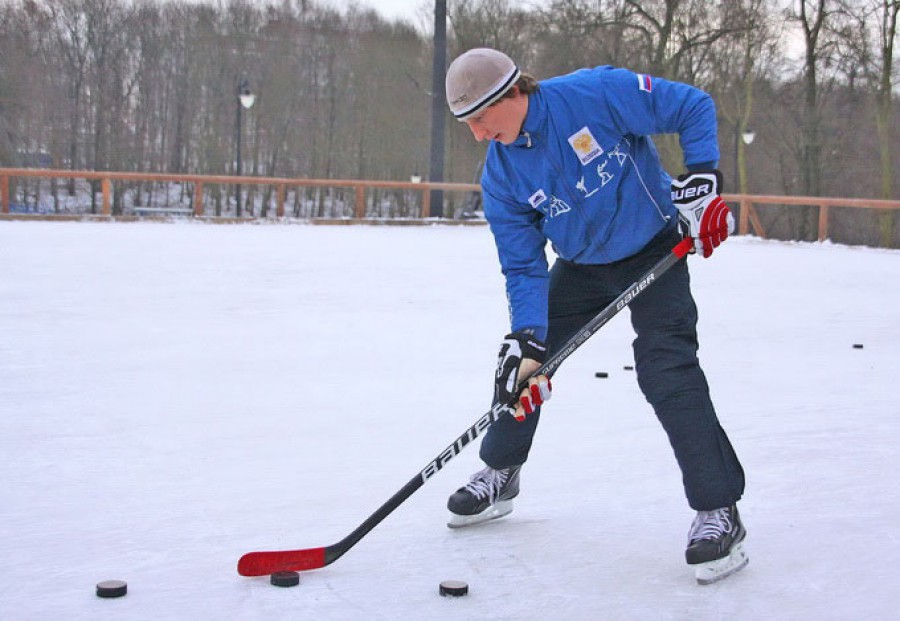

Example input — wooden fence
[2,168,900,243]
[0,168,482,220]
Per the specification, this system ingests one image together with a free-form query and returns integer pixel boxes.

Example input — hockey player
[444,48,748,584]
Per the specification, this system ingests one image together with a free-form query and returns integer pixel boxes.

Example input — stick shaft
[237,237,693,576]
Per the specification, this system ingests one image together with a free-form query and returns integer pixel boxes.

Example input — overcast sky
[326,0,430,24]
[325,0,805,66]
[324,0,551,27]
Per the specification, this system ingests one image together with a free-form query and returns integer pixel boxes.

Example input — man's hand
[494,332,552,422]
[671,170,734,258]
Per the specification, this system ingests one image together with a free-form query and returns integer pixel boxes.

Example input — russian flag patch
[637,73,652,93]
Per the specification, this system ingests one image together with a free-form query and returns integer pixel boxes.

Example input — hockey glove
[494,332,552,422]
[671,170,734,258]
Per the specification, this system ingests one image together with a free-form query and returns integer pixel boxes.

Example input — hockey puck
[853,343,864,349]
[623,365,634,371]
[439,580,468,597]
[96,580,127,598]
[270,571,300,587]
[595,372,608,378]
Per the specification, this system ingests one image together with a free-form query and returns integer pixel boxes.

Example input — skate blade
[694,542,749,585]
[446,500,513,529]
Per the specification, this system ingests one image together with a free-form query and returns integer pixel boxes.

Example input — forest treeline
[0,0,897,241]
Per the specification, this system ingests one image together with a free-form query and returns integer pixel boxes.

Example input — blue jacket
[481,66,720,339]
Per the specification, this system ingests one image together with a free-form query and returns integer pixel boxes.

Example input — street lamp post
[429,0,447,218]
[235,77,256,217]
[733,128,756,233]
[733,125,756,193]
[738,129,755,195]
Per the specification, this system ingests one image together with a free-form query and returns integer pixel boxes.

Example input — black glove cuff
[505,332,548,364]
[673,169,724,196]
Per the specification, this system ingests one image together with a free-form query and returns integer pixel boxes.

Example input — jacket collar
[512,89,546,148]
[509,89,547,148]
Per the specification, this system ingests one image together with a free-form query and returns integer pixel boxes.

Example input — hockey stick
[237,237,694,577]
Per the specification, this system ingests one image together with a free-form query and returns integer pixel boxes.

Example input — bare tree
[0,0,895,242]
[612,0,739,80]
[871,0,899,244]
[872,0,900,202]
[43,0,91,192]
[707,0,783,194]
[829,0,898,242]
[787,0,849,198]
[448,0,538,67]
[535,0,640,74]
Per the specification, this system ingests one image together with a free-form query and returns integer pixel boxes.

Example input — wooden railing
[2,168,900,243]
[726,192,900,241]
[0,168,480,220]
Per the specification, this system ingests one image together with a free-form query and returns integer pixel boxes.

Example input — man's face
[463,91,527,145]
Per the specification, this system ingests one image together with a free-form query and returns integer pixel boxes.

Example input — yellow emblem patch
[567,127,603,165]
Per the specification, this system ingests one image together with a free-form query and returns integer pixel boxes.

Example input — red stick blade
[237,547,327,576]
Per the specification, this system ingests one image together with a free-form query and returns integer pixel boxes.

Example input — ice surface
[1,221,897,619]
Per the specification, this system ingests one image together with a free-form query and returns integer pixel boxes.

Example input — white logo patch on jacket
[547,196,572,217]
[528,189,548,209]
[567,126,604,165]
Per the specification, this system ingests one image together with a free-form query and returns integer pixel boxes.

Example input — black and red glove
[671,170,734,258]
[494,332,552,421]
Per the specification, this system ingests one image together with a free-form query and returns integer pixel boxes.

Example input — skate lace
[688,507,733,543]
[463,467,507,503]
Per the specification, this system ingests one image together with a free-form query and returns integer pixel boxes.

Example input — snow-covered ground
[0,221,897,620]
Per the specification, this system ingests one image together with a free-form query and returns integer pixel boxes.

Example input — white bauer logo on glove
[671,170,734,258]
[494,332,552,422]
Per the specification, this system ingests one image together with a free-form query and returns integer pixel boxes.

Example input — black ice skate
[686,504,748,585]
[446,465,521,528]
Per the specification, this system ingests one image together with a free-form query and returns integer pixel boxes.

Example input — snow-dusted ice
[0,221,897,620]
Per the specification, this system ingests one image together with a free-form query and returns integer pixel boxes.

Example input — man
[444,48,747,584]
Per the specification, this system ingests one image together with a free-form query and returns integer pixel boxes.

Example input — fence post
[1,175,8,213]
[355,186,365,219]
[422,188,431,218]
[818,203,829,241]
[101,178,111,216]
[193,182,204,216]
[276,184,286,218]
[739,199,751,235]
